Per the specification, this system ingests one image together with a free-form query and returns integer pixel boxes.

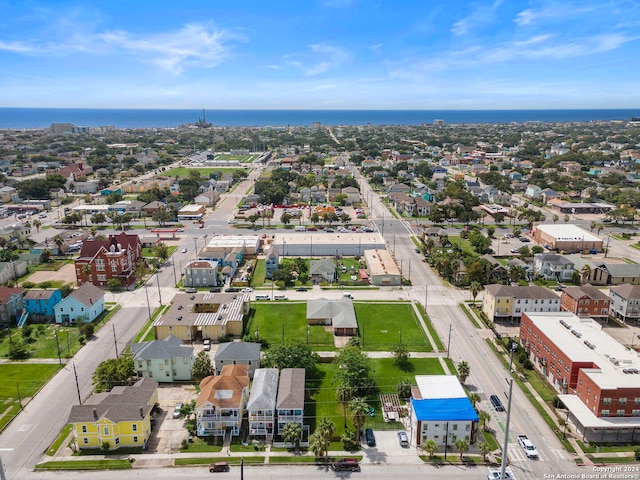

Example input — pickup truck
[517,434,538,458]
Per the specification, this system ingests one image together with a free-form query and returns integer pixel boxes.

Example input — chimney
[92,408,98,420]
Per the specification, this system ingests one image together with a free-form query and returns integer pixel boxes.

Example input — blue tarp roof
[411,397,479,422]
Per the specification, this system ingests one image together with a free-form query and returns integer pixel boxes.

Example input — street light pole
[500,342,518,480]
[156,270,162,304]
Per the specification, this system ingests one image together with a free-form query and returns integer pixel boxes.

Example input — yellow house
[68,377,158,451]
[482,284,561,322]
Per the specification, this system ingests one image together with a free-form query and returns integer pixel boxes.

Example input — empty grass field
[164,167,246,178]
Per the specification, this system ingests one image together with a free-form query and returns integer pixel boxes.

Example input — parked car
[398,430,409,447]
[181,248,187,253]
[173,403,183,419]
[242,287,253,292]
[490,394,505,412]
[365,428,376,447]
[295,287,308,292]
[186,288,197,293]
[225,287,239,293]
[203,339,211,351]
[209,287,221,293]
[487,471,513,480]
[331,458,360,472]
[519,237,530,242]
[274,295,288,301]
[209,461,229,472]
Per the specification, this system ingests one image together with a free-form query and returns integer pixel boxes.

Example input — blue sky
[1,0,639,109]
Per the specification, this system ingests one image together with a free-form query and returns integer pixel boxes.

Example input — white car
[181,248,187,253]
[173,403,183,419]
[203,339,211,351]
[242,287,253,293]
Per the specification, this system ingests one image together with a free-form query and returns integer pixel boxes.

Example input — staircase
[17,311,28,328]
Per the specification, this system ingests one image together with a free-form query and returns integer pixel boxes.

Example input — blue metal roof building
[411,397,479,422]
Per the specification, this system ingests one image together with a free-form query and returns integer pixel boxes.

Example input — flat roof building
[519,311,640,443]
[532,224,603,254]
[273,232,385,257]
[362,249,401,286]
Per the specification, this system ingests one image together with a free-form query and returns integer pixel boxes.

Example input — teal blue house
[54,283,105,324]
[23,289,63,322]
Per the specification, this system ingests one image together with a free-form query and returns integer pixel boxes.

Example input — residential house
[23,289,63,322]
[54,282,105,324]
[309,258,336,284]
[131,335,194,382]
[609,284,640,324]
[154,293,249,342]
[341,186,360,204]
[264,244,279,280]
[533,253,575,282]
[194,190,220,207]
[107,200,146,217]
[184,260,219,287]
[541,188,560,204]
[196,365,250,438]
[75,232,143,288]
[560,284,610,320]
[506,258,534,282]
[413,197,433,217]
[387,183,411,195]
[482,284,560,322]
[480,254,508,282]
[306,298,358,336]
[247,368,279,439]
[0,261,27,284]
[409,375,478,448]
[276,368,306,440]
[68,377,158,450]
[0,287,24,327]
[525,185,542,199]
[214,342,261,378]
[141,201,166,216]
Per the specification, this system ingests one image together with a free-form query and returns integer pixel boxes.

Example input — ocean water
[0,108,638,129]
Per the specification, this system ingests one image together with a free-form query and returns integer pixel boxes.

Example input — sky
[1,0,640,110]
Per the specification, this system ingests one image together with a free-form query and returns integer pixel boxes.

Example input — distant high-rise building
[433,119,445,126]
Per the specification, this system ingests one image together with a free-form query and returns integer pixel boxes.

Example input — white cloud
[515,4,596,26]
[286,43,350,76]
[97,23,242,74]
[0,41,36,54]
[451,0,504,36]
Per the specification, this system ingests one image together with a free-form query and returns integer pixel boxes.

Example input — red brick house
[74,233,143,288]
[560,284,610,320]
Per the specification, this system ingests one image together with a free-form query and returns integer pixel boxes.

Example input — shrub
[523,358,534,370]
[218,334,231,343]
[21,281,35,289]
[38,281,52,289]
[9,340,30,360]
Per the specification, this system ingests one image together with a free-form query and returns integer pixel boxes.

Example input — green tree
[349,397,370,445]
[334,345,375,397]
[478,441,492,461]
[280,212,291,226]
[262,341,319,372]
[470,281,483,304]
[92,355,135,392]
[478,410,491,431]
[282,421,302,453]
[191,351,215,382]
[153,242,169,261]
[397,379,412,399]
[423,438,438,459]
[392,342,410,365]
[457,360,470,383]
[310,416,334,459]
[9,339,30,360]
[106,278,122,290]
[455,438,469,460]
[468,393,481,409]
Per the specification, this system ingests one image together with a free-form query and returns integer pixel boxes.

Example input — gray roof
[214,341,261,361]
[534,253,573,266]
[246,368,279,411]
[307,298,358,329]
[563,284,609,301]
[598,263,640,278]
[131,335,194,361]
[484,284,560,300]
[70,282,105,307]
[309,258,335,275]
[67,377,158,424]
[277,368,305,410]
[610,284,640,300]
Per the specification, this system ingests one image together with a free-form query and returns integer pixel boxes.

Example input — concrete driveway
[360,429,422,465]
[147,384,198,454]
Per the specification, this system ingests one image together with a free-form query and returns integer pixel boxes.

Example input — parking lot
[147,384,198,453]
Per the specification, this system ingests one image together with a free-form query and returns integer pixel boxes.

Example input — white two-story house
[247,368,279,439]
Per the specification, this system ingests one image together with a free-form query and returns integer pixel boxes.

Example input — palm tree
[349,397,370,444]
[564,214,570,224]
[457,360,471,383]
[309,429,329,460]
[33,219,41,232]
[423,438,438,459]
[336,384,353,431]
[580,264,591,284]
[596,223,605,236]
[470,281,483,304]
[590,220,597,232]
[53,234,64,255]
[478,441,492,462]
[424,237,435,257]
[478,410,491,431]
[455,438,469,461]
[552,214,559,223]
[282,422,302,454]
[316,417,335,459]
[468,393,481,409]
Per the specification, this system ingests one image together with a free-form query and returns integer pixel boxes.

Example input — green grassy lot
[447,236,477,256]
[35,460,132,470]
[0,325,82,359]
[356,303,431,351]
[309,358,444,436]
[164,167,247,178]
[248,302,431,351]
[0,364,62,431]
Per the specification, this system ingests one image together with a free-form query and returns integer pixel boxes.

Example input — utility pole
[112,323,119,358]
[73,363,82,405]
[446,324,452,359]
[500,342,518,480]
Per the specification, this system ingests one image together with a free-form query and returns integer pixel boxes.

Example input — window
[601,410,609,417]
[115,438,120,445]
[104,427,109,435]
[81,425,87,433]
[603,398,612,405]
[634,398,640,405]
[132,424,137,432]
[617,410,625,417]
[452,424,458,431]
[83,438,88,444]
[633,410,640,417]
[619,398,627,405]
[133,436,138,443]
